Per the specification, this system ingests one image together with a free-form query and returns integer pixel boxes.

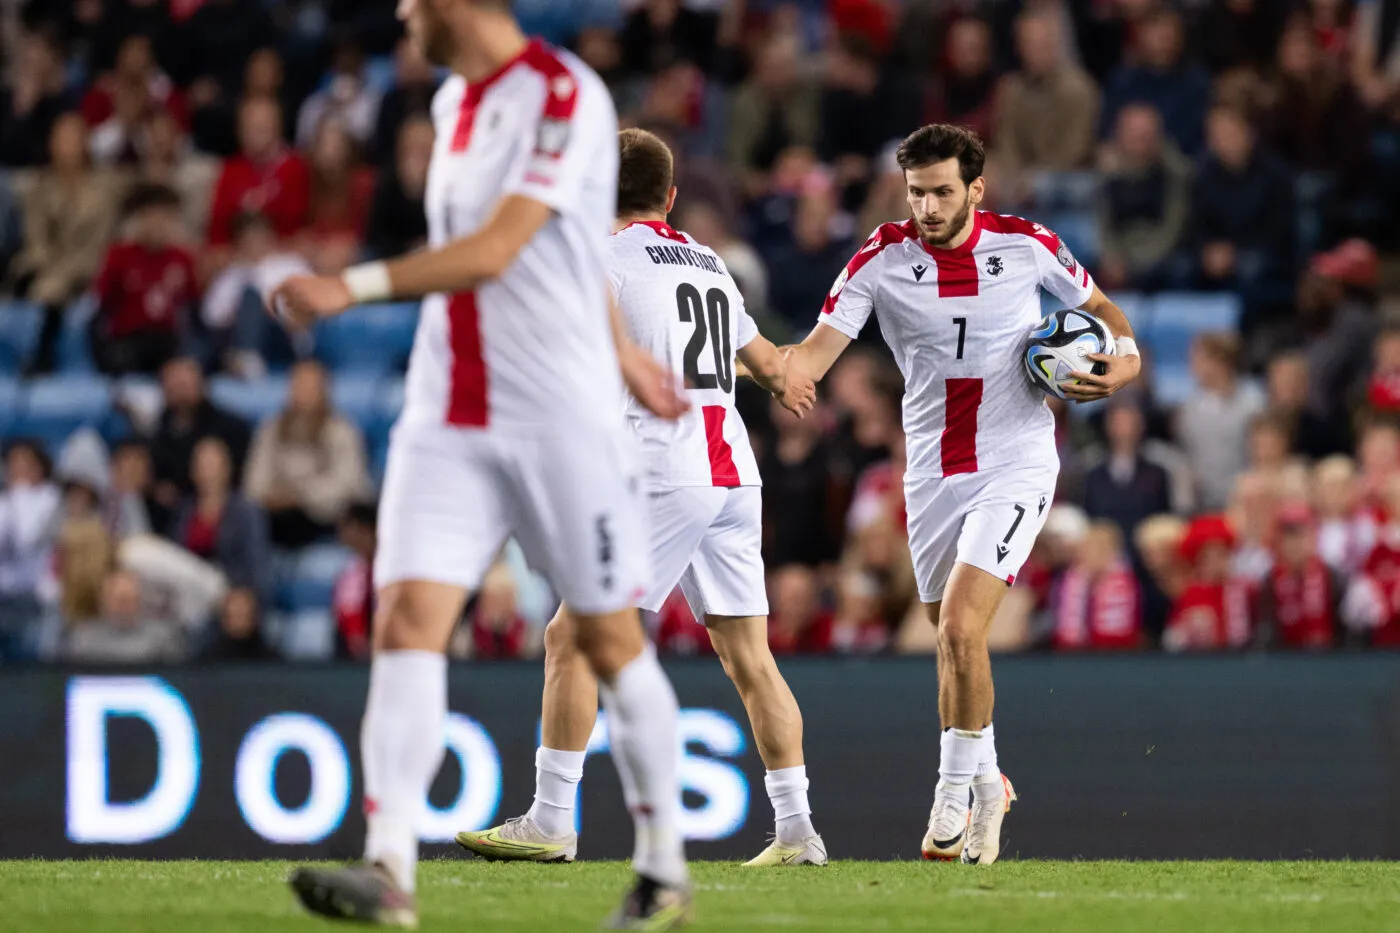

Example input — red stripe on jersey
[702,405,741,487]
[941,377,982,475]
[933,251,979,298]
[451,40,536,151]
[521,41,579,159]
[1006,574,1016,585]
[621,220,688,243]
[446,292,489,427]
[977,210,1064,265]
[822,220,916,315]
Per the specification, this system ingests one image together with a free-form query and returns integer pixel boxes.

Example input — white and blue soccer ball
[1023,309,1115,399]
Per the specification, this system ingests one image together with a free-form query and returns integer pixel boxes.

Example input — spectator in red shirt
[83,34,188,165]
[206,95,310,256]
[768,564,835,654]
[1054,521,1144,651]
[462,564,530,660]
[91,182,198,376]
[1165,515,1253,651]
[652,589,714,656]
[1366,327,1400,413]
[1341,475,1400,646]
[333,501,377,661]
[304,117,376,274]
[1256,502,1339,649]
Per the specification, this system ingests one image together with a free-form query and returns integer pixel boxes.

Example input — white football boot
[920,779,971,861]
[961,773,1016,865]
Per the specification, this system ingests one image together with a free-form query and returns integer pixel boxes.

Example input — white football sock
[765,766,816,846]
[527,746,586,839]
[361,650,447,893]
[597,645,687,886]
[939,727,986,786]
[974,722,1000,782]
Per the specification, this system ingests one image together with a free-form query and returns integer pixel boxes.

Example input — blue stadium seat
[55,298,96,373]
[278,575,335,613]
[10,375,113,449]
[207,375,288,425]
[1044,210,1100,270]
[330,374,382,432]
[0,301,41,368]
[0,376,21,434]
[315,303,418,374]
[272,609,336,661]
[1032,172,1100,212]
[1143,292,1241,369]
[1152,362,1196,407]
[295,544,353,586]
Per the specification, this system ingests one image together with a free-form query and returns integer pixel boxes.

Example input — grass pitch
[2,859,1398,933]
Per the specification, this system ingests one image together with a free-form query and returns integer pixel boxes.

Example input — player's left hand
[1065,351,1141,402]
[268,275,354,330]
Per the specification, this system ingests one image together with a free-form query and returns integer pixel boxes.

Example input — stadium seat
[1143,292,1241,368]
[10,375,113,449]
[54,297,96,373]
[330,374,382,431]
[0,376,21,435]
[1032,171,1100,212]
[273,609,336,661]
[315,303,418,374]
[1044,210,1100,270]
[295,543,354,586]
[207,375,288,425]
[0,301,40,368]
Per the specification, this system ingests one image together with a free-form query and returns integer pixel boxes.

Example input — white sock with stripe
[361,650,447,893]
[597,645,688,886]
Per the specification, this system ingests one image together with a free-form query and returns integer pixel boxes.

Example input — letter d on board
[66,677,200,843]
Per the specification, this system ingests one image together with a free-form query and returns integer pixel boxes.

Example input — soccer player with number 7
[782,124,1141,865]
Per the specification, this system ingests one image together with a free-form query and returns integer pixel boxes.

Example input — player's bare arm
[782,321,853,383]
[737,335,816,418]
[271,194,554,326]
[1063,284,1142,402]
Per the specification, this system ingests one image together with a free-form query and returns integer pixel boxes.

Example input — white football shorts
[642,485,768,621]
[905,462,1058,604]
[375,421,648,615]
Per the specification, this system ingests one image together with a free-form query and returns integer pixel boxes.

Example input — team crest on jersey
[551,74,575,100]
[986,255,1003,277]
[1057,243,1077,272]
[536,118,571,156]
[829,267,849,298]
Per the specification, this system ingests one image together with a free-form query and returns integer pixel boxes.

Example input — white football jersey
[402,39,621,431]
[820,211,1095,477]
[609,220,762,490]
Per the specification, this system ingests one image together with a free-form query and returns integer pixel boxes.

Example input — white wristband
[1115,336,1139,358]
[342,262,393,304]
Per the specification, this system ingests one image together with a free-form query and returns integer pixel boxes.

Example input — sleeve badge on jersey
[1057,242,1078,273]
[829,266,849,298]
[535,117,571,157]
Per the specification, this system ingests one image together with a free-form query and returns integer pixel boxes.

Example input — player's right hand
[268,275,354,330]
[619,341,690,420]
[777,373,817,419]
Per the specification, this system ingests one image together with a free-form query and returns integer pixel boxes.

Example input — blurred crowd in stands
[2,0,1400,663]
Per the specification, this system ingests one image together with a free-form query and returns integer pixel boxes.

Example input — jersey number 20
[676,283,733,393]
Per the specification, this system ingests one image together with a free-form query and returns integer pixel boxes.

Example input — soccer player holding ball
[783,124,1140,864]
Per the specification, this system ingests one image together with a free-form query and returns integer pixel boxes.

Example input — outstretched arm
[738,335,816,417]
[783,320,854,383]
[1064,284,1142,402]
[271,195,553,325]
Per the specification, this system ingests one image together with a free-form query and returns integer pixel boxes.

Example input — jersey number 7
[676,283,733,393]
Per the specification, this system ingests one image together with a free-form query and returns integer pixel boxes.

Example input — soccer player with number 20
[783,124,1141,865]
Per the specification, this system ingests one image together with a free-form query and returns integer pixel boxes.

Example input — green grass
[2,860,1399,932]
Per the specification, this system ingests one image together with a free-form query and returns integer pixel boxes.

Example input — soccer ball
[1023,309,1116,400]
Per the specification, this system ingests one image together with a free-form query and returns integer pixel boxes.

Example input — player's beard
[917,191,973,248]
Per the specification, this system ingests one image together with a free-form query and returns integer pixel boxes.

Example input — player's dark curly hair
[616,128,673,217]
[895,124,986,186]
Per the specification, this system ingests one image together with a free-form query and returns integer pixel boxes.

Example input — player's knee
[572,610,645,680]
[542,609,577,661]
[372,587,445,652]
[938,610,987,667]
[713,634,775,692]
